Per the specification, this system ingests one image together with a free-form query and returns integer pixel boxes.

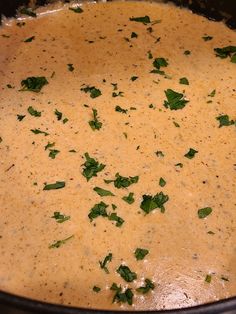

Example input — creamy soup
[0,0,235,310]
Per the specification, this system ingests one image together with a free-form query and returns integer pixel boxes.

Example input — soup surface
[0,0,236,310]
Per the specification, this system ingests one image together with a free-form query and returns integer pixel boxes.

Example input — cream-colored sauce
[0,0,236,310]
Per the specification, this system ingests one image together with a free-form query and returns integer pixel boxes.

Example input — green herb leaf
[31,129,49,136]
[20,76,48,92]
[147,51,153,59]
[208,89,216,97]
[105,173,139,189]
[45,142,55,150]
[51,211,70,223]
[49,235,74,249]
[122,192,135,204]
[175,162,183,168]
[89,108,102,130]
[24,36,35,42]
[99,253,112,274]
[202,35,213,41]
[164,89,189,110]
[20,8,37,17]
[214,46,236,61]
[184,148,198,159]
[153,57,168,69]
[131,32,138,38]
[108,213,124,227]
[134,248,149,260]
[159,177,166,187]
[49,149,60,159]
[67,63,74,71]
[136,278,155,294]
[216,115,235,128]
[129,16,151,24]
[115,105,127,114]
[88,201,108,221]
[17,114,26,121]
[173,121,180,128]
[82,153,105,181]
[155,150,164,157]
[43,181,65,190]
[93,286,101,293]
[179,77,189,85]
[131,76,138,81]
[205,274,212,283]
[93,187,114,197]
[198,207,212,219]
[110,283,133,305]
[140,192,169,214]
[54,109,62,120]
[112,91,124,97]
[117,265,137,282]
[69,7,83,13]
[81,85,102,98]
[27,106,41,117]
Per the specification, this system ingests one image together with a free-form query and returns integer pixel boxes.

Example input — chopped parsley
[49,149,60,159]
[134,248,149,260]
[105,173,139,189]
[205,274,212,283]
[140,192,169,214]
[117,265,137,282]
[20,76,48,92]
[93,187,114,197]
[45,142,55,150]
[112,91,124,97]
[155,150,164,157]
[151,57,168,75]
[115,105,127,114]
[136,279,155,294]
[175,162,183,168]
[110,283,133,305]
[93,286,101,293]
[24,36,35,42]
[164,89,189,110]
[27,106,41,117]
[131,32,138,38]
[148,51,153,59]
[198,207,213,219]
[159,177,166,187]
[31,129,49,136]
[131,76,138,81]
[89,108,102,130]
[179,77,189,85]
[208,89,216,97]
[20,8,37,17]
[81,85,102,98]
[43,181,65,190]
[122,192,134,204]
[17,114,26,121]
[69,7,83,13]
[49,235,74,249]
[88,202,108,221]
[82,153,106,181]
[214,46,236,63]
[216,115,235,128]
[129,15,151,24]
[202,35,213,41]
[108,213,124,227]
[173,121,180,127]
[184,50,191,55]
[54,109,62,120]
[184,148,198,159]
[99,253,112,274]
[67,63,74,72]
[51,211,70,223]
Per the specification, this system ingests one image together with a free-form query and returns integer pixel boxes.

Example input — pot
[0,1,235,313]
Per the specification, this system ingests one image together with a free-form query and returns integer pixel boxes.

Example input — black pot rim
[0,290,236,314]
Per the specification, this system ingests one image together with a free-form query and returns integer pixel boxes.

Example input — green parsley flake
[202,35,213,41]
[105,173,139,189]
[99,253,112,274]
[131,32,138,38]
[67,63,74,71]
[164,89,189,110]
[49,149,60,159]
[140,192,169,214]
[51,211,70,223]
[214,46,236,63]
[184,50,191,55]
[49,235,74,249]
[20,76,48,92]
[69,7,83,13]
[129,16,151,24]
[27,106,41,117]
[17,114,26,121]
[93,187,114,197]
[43,181,65,191]
[81,85,102,98]
[31,129,49,136]
[82,153,105,181]
[198,207,213,219]
[131,76,138,81]
[216,115,235,128]
[151,57,168,75]
[110,283,133,305]
[179,77,189,85]
[115,105,127,114]
[122,192,135,204]
[117,265,137,282]
[89,108,102,130]
[24,36,35,42]
[136,279,155,294]
[184,148,198,159]
[108,213,124,227]
[159,177,166,187]
[93,286,101,293]
[45,142,55,150]
[88,202,108,221]
[205,274,212,283]
[208,89,216,97]
[134,248,149,260]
